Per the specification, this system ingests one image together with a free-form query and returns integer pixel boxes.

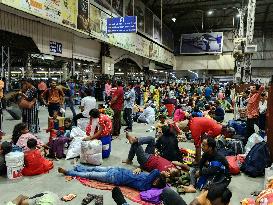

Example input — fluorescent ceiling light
[172,18,176,22]
[236,13,241,18]
[207,10,213,15]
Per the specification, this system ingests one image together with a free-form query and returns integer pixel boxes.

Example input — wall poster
[144,7,153,37]
[94,0,123,16]
[153,16,161,43]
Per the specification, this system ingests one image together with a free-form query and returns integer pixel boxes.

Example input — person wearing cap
[179,117,222,163]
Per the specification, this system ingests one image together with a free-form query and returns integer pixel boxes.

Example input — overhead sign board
[107,16,137,33]
[49,41,62,54]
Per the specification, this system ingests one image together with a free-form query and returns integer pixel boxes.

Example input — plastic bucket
[5,151,24,180]
[7,165,23,180]
[100,135,111,159]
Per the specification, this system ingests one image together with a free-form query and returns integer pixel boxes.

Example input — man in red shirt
[122,133,188,177]
[110,81,124,138]
[246,84,264,144]
[180,117,223,163]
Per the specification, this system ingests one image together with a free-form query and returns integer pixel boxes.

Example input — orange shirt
[42,88,64,104]
[247,86,264,119]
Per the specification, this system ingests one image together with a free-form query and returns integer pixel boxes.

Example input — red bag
[226,156,240,175]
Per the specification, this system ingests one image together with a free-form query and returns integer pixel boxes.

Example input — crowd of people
[0,77,270,205]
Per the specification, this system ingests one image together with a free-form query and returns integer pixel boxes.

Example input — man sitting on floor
[122,132,189,178]
[58,165,166,191]
[181,137,230,193]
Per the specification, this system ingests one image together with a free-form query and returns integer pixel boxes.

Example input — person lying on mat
[58,165,166,191]
[112,183,232,205]
[122,132,189,179]
[6,192,59,205]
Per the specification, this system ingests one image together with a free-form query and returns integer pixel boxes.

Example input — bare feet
[126,132,137,144]
[58,167,67,175]
[122,159,133,165]
[182,185,197,193]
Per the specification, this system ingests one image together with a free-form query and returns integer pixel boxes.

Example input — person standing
[41,80,64,117]
[19,79,39,133]
[123,83,135,132]
[110,81,124,138]
[37,80,47,106]
[246,85,264,144]
[259,92,267,131]
[105,80,112,103]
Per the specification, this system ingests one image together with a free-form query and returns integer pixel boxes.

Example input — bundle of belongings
[241,172,273,204]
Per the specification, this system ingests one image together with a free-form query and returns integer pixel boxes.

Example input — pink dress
[173,109,185,122]
[16,133,44,152]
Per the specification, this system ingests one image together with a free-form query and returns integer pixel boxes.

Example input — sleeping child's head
[12,123,28,144]
[64,118,72,129]
[27,138,37,150]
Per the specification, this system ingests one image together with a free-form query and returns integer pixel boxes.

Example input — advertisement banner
[153,16,161,43]
[94,0,123,16]
[2,0,77,29]
[180,32,223,54]
[77,0,89,31]
[89,4,101,33]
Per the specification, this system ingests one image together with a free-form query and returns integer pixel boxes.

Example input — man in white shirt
[73,89,96,126]
[137,103,155,124]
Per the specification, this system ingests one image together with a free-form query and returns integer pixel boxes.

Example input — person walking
[123,83,135,132]
[110,81,124,138]
[41,80,64,117]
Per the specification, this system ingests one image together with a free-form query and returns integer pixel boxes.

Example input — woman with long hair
[19,79,39,133]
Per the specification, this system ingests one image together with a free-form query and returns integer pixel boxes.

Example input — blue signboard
[107,16,137,34]
[50,41,62,54]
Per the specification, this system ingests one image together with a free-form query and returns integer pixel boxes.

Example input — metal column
[1,46,10,91]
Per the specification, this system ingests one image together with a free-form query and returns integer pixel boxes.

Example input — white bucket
[7,165,23,179]
[5,151,24,180]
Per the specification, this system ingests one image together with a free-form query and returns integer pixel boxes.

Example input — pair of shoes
[112,187,126,205]
[82,194,103,205]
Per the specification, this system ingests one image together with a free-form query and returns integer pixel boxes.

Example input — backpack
[140,187,167,204]
[228,120,247,136]
[226,139,244,156]
[241,142,271,177]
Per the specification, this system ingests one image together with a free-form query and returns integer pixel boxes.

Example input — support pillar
[266,76,273,162]
[62,62,68,81]
[25,56,33,78]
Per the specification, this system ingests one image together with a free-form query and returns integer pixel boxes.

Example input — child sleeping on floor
[22,138,53,176]
[12,123,47,153]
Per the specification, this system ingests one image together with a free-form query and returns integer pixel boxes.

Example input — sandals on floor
[95,195,103,205]
[82,194,96,205]
[61,193,77,202]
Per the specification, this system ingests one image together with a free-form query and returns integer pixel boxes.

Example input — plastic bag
[245,133,264,155]
[80,140,102,165]
[70,127,86,138]
[77,118,90,132]
[66,137,83,160]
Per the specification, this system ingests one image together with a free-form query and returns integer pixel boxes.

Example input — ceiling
[141,0,273,36]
